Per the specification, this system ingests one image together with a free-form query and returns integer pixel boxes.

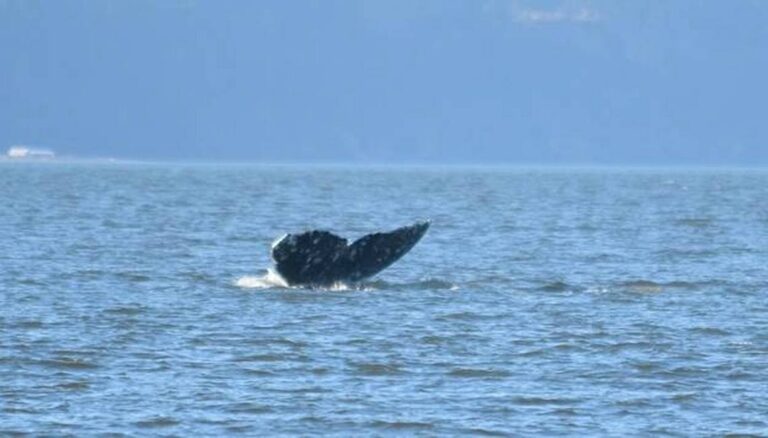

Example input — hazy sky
[2,0,767,164]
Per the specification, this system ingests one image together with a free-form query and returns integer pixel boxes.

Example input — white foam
[235,270,448,292]
[235,269,289,289]
[328,281,352,291]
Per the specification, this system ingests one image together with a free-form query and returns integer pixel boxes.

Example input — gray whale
[271,221,430,287]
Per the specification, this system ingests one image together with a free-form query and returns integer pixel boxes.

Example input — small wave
[622,280,664,293]
[241,369,275,377]
[104,305,146,316]
[619,279,710,293]
[671,392,698,402]
[232,353,284,363]
[226,402,273,414]
[114,272,151,283]
[675,217,715,228]
[511,395,580,406]
[664,280,703,289]
[631,361,663,372]
[134,416,180,428]
[37,357,99,370]
[371,420,434,430]
[351,362,403,376]
[15,320,43,329]
[436,311,504,321]
[437,311,477,321]
[180,271,218,284]
[53,381,90,391]
[459,428,508,437]
[691,326,731,336]
[447,368,510,378]
[604,341,655,352]
[420,335,449,345]
[364,278,458,291]
[726,369,755,381]
[17,278,47,286]
[269,386,332,394]
[656,248,719,258]
[537,281,571,292]
[243,337,307,348]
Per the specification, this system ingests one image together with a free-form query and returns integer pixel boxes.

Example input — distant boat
[6,146,55,159]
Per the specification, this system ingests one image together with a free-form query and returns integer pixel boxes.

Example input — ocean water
[2,162,767,436]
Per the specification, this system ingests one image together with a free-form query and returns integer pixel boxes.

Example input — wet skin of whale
[271,221,430,287]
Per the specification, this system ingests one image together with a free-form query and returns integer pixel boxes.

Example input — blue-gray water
[2,163,767,436]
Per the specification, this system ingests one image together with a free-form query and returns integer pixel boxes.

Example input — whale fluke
[271,221,430,287]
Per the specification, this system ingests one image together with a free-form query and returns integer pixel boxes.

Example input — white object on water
[7,146,55,159]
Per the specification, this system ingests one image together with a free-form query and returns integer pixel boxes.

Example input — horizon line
[2,156,767,171]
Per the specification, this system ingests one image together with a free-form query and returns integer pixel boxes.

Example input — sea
[1,162,767,436]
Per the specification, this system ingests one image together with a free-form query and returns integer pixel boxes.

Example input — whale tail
[271,221,430,287]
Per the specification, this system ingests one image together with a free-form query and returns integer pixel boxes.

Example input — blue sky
[2,0,767,164]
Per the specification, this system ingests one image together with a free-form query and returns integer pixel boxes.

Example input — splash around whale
[269,221,430,287]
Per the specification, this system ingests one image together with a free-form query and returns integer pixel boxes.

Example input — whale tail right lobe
[343,221,430,281]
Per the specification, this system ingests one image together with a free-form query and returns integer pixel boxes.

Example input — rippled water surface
[2,163,767,436]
